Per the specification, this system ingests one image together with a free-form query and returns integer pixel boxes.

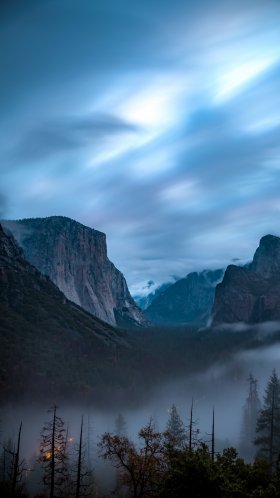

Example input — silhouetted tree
[255,369,280,469]
[165,404,186,449]
[215,447,251,498]
[38,406,68,498]
[211,409,215,463]
[99,419,165,497]
[187,398,200,452]
[0,426,26,497]
[76,417,83,498]
[240,373,261,461]
[114,413,127,437]
[160,443,221,498]
[0,438,14,483]
[11,422,23,497]
[86,414,94,473]
[72,416,94,498]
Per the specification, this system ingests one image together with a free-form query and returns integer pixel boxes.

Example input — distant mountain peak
[251,233,280,279]
[211,234,280,326]
[145,268,224,326]
[259,234,280,244]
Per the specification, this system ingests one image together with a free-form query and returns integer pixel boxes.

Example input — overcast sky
[1,0,280,294]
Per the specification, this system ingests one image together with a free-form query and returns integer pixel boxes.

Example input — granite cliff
[211,235,280,325]
[2,216,147,327]
[0,223,133,401]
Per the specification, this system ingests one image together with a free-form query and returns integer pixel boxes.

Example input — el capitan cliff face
[0,222,135,402]
[211,235,280,325]
[2,216,147,327]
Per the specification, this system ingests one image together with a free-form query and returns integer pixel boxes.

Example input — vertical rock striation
[211,235,280,325]
[2,216,147,327]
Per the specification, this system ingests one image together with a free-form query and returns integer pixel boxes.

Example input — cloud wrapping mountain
[1,0,280,286]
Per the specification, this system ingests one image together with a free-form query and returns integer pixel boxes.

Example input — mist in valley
[2,322,280,496]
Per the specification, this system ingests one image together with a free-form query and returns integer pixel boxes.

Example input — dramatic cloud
[12,114,141,161]
[0,193,6,218]
[1,0,280,288]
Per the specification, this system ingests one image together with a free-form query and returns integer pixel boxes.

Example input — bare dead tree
[188,398,193,452]
[211,408,215,463]
[76,416,83,498]
[2,424,26,497]
[38,405,68,498]
[187,398,200,453]
[99,419,166,498]
[12,422,22,497]
[69,415,94,498]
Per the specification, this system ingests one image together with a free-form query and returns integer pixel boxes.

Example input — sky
[1,0,280,295]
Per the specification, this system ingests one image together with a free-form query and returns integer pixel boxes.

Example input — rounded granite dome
[251,234,280,278]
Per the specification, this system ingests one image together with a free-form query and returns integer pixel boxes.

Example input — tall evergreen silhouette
[255,369,280,469]
[240,374,261,460]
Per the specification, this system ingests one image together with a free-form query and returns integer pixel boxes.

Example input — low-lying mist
[2,321,280,494]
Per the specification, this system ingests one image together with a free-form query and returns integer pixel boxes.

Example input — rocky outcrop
[145,269,224,326]
[0,223,22,261]
[2,216,148,327]
[0,223,134,401]
[211,235,280,325]
[250,235,280,278]
[0,222,121,342]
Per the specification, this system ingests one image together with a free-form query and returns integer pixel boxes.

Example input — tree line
[1,369,280,497]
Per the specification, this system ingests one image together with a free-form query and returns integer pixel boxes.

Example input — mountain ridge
[2,216,148,328]
[211,234,280,325]
[0,222,135,402]
[145,269,224,326]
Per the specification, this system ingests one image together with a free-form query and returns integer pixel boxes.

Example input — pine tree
[114,413,127,437]
[255,369,280,469]
[38,405,68,498]
[240,374,261,461]
[166,404,186,449]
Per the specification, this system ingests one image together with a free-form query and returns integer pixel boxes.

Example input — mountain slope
[3,225,280,407]
[145,269,224,326]
[2,216,147,327]
[211,235,280,325]
[133,282,173,310]
[0,223,133,402]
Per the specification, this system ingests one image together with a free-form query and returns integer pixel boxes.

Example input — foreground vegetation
[2,368,280,497]
[100,432,280,498]
[2,425,280,497]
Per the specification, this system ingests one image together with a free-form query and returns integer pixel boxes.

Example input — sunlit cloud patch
[1,0,280,288]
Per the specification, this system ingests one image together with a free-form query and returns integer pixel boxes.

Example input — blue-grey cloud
[1,0,280,288]
[0,193,7,218]
[12,114,141,161]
